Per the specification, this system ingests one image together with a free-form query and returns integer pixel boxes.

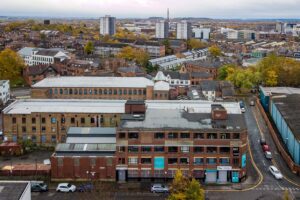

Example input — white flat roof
[32,76,154,88]
[3,99,126,114]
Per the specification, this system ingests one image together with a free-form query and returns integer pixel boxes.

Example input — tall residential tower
[176,20,192,39]
[100,15,116,36]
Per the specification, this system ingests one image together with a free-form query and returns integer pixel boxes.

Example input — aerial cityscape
[0,0,300,200]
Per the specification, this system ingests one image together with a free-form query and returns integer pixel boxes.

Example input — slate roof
[163,71,190,80]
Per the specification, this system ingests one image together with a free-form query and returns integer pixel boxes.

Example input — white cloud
[0,0,300,18]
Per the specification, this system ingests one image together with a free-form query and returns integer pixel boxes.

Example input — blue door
[232,171,239,183]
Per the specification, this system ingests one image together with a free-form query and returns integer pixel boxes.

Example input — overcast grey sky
[1,0,300,18]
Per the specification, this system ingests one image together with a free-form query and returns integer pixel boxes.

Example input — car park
[56,183,76,193]
[151,184,169,193]
[31,182,48,192]
[264,151,272,160]
[269,165,283,179]
[262,144,270,152]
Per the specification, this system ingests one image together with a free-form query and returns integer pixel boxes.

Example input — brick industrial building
[115,101,247,183]
[30,76,169,100]
[2,99,126,145]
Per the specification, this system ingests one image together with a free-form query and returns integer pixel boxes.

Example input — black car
[31,183,48,192]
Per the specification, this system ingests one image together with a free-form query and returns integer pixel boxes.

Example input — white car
[56,183,76,193]
[269,166,283,179]
[151,184,169,193]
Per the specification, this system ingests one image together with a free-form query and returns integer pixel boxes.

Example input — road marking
[262,160,266,166]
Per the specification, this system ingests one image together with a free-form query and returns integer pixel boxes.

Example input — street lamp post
[164,171,167,184]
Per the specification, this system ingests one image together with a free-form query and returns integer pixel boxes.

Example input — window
[181,146,189,153]
[104,89,107,95]
[141,146,151,153]
[154,146,164,152]
[31,118,36,124]
[90,117,95,123]
[94,89,98,95]
[81,118,85,124]
[118,89,122,95]
[207,147,217,153]
[49,89,52,95]
[194,158,204,165]
[168,132,178,139]
[168,158,177,164]
[64,89,68,95]
[118,158,125,164]
[32,127,36,132]
[118,146,126,152]
[69,89,73,95]
[79,89,82,95]
[128,132,138,139]
[233,158,239,166]
[233,147,239,156]
[51,135,56,143]
[61,117,65,124]
[41,126,46,132]
[89,89,92,95]
[141,158,152,164]
[179,158,189,164]
[107,157,113,166]
[128,89,132,95]
[219,158,230,165]
[22,126,26,133]
[90,157,96,166]
[128,157,138,164]
[124,89,127,95]
[220,147,230,154]
[193,147,204,153]
[12,117,16,124]
[133,89,137,95]
[138,89,142,95]
[70,118,75,124]
[128,146,139,152]
[194,133,204,139]
[99,89,102,95]
[180,133,190,138]
[41,117,46,123]
[60,89,63,95]
[32,135,37,143]
[220,133,230,139]
[74,89,78,95]
[168,146,178,153]
[207,133,217,139]
[109,89,112,95]
[22,117,26,124]
[114,89,117,95]
[206,158,217,165]
[51,117,56,124]
[119,132,126,139]
[233,133,240,139]
[74,157,80,166]
[154,132,164,139]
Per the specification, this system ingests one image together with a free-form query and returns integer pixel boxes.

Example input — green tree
[218,64,236,80]
[117,46,136,61]
[117,46,150,67]
[187,39,206,50]
[208,45,222,57]
[84,41,94,55]
[0,49,25,86]
[185,179,205,200]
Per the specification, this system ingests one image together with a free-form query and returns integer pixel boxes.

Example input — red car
[262,144,270,152]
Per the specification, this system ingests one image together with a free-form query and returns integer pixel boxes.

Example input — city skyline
[1,0,300,19]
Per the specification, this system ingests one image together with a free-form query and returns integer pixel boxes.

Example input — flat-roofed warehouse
[30,76,169,100]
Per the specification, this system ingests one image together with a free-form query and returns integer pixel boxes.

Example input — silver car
[151,184,169,193]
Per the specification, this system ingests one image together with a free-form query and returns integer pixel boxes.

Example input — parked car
[264,151,272,160]
[151,184,169,193]
[262,144,270,152]
[269,165,283,179]
[31,182,48,192]
[239,101,246,113]
[56,183,76,193]
[77,183,93,192]
[260,137,266,145]
[250,100,255,106]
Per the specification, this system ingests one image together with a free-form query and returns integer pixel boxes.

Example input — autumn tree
[168,170,205,200]
[218,64,237,80]
[84,41,94,55]
[0,48,25,86]
[187,39,207,50]
[117,46,149,67]
[208,45,222,57]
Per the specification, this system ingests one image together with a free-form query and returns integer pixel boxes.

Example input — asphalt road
[207,97,300,200]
